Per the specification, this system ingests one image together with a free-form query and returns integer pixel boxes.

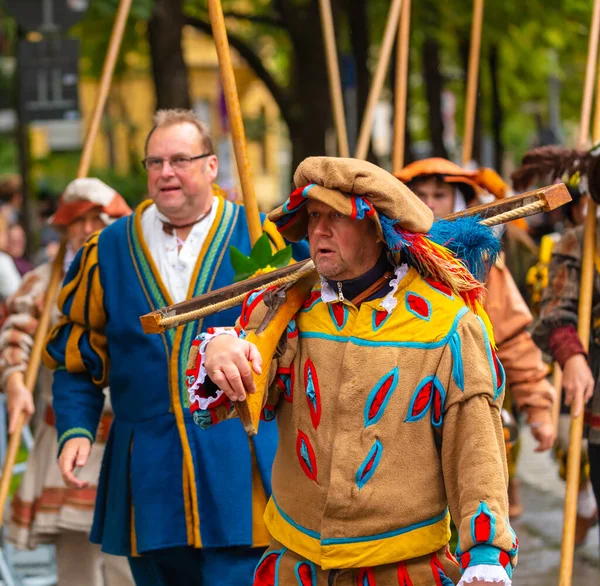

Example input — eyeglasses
[141,153,212,171]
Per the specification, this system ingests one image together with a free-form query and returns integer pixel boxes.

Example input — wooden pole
[392,0,411,173]
[0,0,134,527]
[462,0,484,166]
[552,365,563,432]
[559,1,600,582]
[318,0,349,158]
[208,0,262,245]
[354,0,403,160]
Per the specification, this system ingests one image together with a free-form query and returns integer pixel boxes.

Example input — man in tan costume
[187,157,518,585]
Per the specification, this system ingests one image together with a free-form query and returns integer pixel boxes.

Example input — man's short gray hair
[145,109,214,155]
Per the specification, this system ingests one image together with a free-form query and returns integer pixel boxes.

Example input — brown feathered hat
[511,145,600,203]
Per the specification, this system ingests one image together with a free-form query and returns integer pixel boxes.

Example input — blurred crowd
[0,176,61,302]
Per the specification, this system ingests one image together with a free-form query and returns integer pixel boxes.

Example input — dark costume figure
[513,145,600,543]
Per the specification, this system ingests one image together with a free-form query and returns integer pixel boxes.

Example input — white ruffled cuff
[457,565,511,586]
[187,328,239,410]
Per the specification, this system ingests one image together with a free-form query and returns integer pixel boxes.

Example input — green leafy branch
[230,233,292,282]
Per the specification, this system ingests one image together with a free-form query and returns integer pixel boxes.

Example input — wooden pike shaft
[577,0,600,149]
[355,0,403,160]
[560,203,597,586]
[559,2,600,577]
[552,365,563,432]
[392,0,411,173]
[140,183,570,335]
[319,0,349,158]
[0,0,134,527]
[208,0,262,245]
[462,0,484,166]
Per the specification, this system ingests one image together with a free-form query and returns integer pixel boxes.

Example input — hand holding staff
[0,0,134,527]
[559,1,600,582]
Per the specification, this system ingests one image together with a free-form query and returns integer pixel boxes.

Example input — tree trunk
[279,0,332,170]
[187,1,330,175]
[422,38,447,159]
[345,0,370,151]
[148,0,191,110]
[489,44,504,173]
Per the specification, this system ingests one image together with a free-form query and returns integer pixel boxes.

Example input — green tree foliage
[178,0,598,168]
[2,0,598,182]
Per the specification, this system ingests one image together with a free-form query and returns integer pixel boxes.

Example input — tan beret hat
[268,157,433,242]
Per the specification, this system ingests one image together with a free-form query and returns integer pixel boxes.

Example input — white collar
[319,263,409,314]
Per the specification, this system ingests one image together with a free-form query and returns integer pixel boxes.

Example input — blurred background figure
[513,146,599,545]
[0,175,23,226]
[0,178,134,586]
[0,213,21,302]
[6,223,34,276]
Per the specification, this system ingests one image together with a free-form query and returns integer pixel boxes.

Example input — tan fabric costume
[187,158,518,585]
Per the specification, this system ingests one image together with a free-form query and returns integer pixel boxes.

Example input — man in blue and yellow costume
[190,157,518,585]
[42,109,307,585]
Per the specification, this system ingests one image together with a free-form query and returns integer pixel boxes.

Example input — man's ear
[207,155,219,182]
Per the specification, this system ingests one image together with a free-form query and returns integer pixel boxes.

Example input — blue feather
[427,216,501,281]
[379,214,501,282]
[380,214,409,252]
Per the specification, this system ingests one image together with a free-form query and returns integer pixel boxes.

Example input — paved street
[514,426,600,585]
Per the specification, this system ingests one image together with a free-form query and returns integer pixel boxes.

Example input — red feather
[425,277,453,297]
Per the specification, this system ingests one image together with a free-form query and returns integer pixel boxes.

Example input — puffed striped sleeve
[42,233,108,454]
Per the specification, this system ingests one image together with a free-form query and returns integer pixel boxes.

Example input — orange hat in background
[394,158,483,201]
[51,178,132,226]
